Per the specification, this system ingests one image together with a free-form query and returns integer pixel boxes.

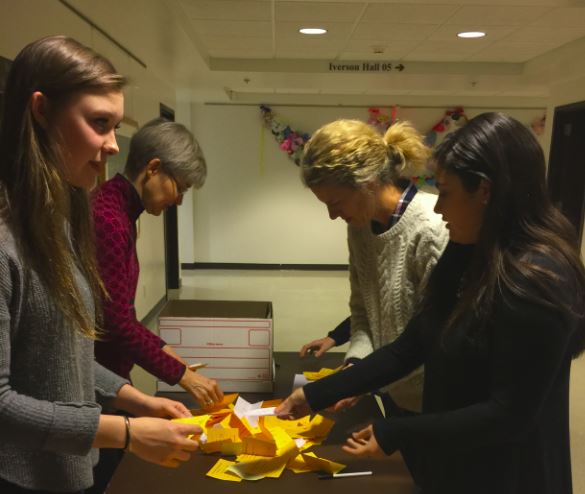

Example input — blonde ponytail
[301,119,429,188]
[383,121,430,180]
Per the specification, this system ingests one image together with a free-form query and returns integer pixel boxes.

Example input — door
[160,103,181,289]
[548,101,585,248]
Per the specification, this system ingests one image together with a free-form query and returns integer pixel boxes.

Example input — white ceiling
[69,0,585,105]
[176,0,585,63]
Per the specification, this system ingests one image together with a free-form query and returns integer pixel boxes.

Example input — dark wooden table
[106,352,416,493]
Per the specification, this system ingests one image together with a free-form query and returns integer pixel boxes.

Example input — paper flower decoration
[425,107,468,147]
[260,105,311,166]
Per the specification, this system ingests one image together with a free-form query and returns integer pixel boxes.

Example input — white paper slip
[293,373,310,390]
[319,471,373,479]
[244,407,277,417]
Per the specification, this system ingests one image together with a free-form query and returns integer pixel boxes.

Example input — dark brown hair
[432,112,585,357]
[0,36,126,338]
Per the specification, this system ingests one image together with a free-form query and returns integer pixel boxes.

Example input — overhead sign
[328,62,405,73]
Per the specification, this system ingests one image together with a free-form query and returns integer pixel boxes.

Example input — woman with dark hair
[276,112,585,494]
[0,36,201,493]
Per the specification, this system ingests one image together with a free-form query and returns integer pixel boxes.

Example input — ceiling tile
[446,5,551,26]
[404,39,490,61]
[530,7,585,28]
[275,1,364,22]
[277,36,342,53]
[344,38,417,51]
[200,35,271,51]
[362,3,460,24]
[340,39,417,59]
[190,19,272,37]
[179,0,271,21]
[208,48,274,58]
[352,22,439,41]
[504,26,585,45]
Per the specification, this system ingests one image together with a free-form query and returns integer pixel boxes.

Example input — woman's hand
[275,387,312,419]
[328,394,363,412]
[179,369,223,409]
[113,384,191,418]
[342,424,386,458]
[128,417,202,468]
[162,345,224,409]
[137,395,191,419]
[299,337,336,358]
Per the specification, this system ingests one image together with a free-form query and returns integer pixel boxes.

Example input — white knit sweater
[346,191,448,368]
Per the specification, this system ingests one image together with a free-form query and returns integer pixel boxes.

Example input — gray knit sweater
[346,191,448,379]
[0,218,128,492]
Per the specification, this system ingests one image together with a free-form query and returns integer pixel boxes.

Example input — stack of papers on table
[173,394,345,482]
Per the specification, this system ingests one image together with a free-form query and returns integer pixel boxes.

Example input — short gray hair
[124,118,207,189]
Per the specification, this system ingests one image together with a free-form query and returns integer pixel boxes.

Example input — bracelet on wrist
[123,416,132,452]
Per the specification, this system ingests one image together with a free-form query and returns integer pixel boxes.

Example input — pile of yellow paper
[303,366,343,381]
[173,393,345,482]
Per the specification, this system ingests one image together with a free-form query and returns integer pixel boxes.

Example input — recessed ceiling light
[457,31,486,39]
[299,27,327,35]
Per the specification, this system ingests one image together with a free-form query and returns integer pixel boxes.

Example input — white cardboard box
[157,299,274,393]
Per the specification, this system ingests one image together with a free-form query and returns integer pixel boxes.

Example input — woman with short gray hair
[124,118,207,196]
[92,118,221,403]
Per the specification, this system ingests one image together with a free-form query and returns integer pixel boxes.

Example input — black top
[327,317,351,346]
[304,241,578,494]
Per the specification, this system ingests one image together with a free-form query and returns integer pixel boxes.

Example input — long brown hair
[0,36,126,338]
[431,112,585,357]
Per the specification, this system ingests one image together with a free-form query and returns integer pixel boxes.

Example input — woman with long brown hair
[0,36,201,493]
[277,112,585,494]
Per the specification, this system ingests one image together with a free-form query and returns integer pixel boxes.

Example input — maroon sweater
[92,174,185,384]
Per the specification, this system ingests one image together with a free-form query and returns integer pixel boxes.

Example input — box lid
[159,299,272,319]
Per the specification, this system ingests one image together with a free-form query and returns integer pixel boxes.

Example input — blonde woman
[300,120,448,411]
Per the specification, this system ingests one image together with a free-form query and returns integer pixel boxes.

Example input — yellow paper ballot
[206,459,242,482]
[303,366,343,381]
[229,449,296,480]
[301,452,345,474]
[235,454,288,478]
[271,427,297,456]
[172,415,209,428]
[304,414,335,438]
[171,414,209,440]
[286,452,314,473]
[263,415,313,437]
[242,435,277,457]
[201,428,240,454]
